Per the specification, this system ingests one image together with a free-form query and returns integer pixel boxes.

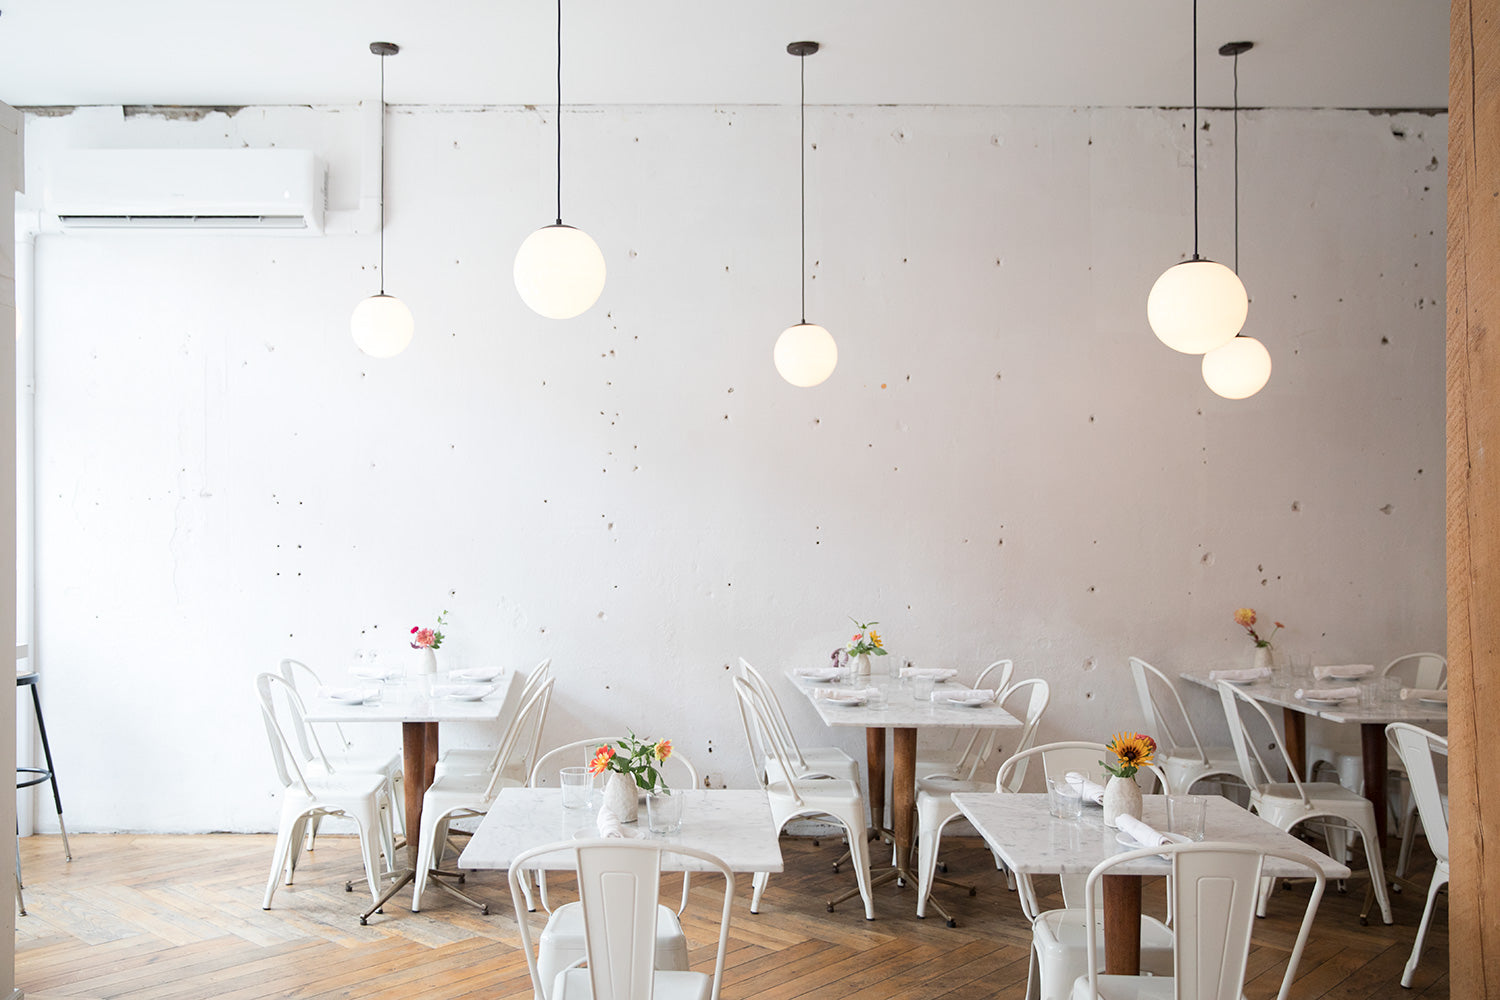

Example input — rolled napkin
[1314,663,1375,681]
[931,688,997,703]
[1208,666,1271,683]
[794,666,848,681]
[596,804,641,839]
[1401,688,1448,703]
[899,667,959,681]
[1117,814,1189,849]
[1065,770,1107,805]
[813,686,879,701]
[1294,686,1360,702]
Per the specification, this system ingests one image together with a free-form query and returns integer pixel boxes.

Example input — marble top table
[458,788,784,873]
[952,792,1349,974]
[1178,665,1445,845]
[785,670,1020,916]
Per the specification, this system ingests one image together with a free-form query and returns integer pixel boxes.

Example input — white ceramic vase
[1253,645,1273,672]
[602,771,640,823]
[418,647,438,675]
[1102,775,1143,828]
[854,654,872,678]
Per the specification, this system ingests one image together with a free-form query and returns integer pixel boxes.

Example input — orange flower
[654,740,673,762]
[588,746,615,775]
[1234,608,1257,628]
[869,630,884,648]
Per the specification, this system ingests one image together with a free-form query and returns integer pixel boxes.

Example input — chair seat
[538,902,688,992]
[1035,910,1172,1000]
[1070,975,1209,1000]
[1255,781,1370,806]
[435,747,495,778]
[553,968,710,1000]
[303,770,389,800]
[915,774,989,797]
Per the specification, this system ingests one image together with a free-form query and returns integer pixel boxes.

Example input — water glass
[560,766,592,810]
[1047,777,1083,821]
[864,687,888,710]
[912,675,937,701]
[647,789,684,835]
[1167,794,1207,841]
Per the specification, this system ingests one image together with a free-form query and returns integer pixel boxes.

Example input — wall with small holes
[18,100,1445,831]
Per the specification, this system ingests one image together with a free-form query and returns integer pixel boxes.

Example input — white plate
[1302,696,1350,705]
[1418,697,1447,706]
[350,666,401,681]
[821,696,866,707]
[430,683,493,701]
[323,686,379,705]
[1320,670,1369,681]
[1225,678,1258,686]
[1116,830,1192,855]
[945,697,991,708]
[449,668,503,682]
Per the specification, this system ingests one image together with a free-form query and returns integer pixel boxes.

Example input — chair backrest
[255,671,326,797]
[1217,681,1312,806]
[1382,652,1447,690]
[733,677,812,809]
[951,677,1051,781]
[277,657,354,760]
[1129,656,1211,763]
[480,678,555,799]
[736,658,812,771]
[1387,723,1449,864]
[994,739,1167,795]
[974,658,1014,693]
[509,839,734,1000]
[531,737,699,791]
[1080,842,1325,1000]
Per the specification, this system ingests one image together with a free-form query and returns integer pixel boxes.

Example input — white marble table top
[1178,666,1446,724]
[302,669,521,724]
[783,670,1022,730]
[458,788,785,873]
[951,792,1351,880]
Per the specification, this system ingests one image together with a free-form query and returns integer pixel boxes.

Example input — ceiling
[0,1,1448,111]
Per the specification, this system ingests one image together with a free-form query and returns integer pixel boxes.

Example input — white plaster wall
[20,101,1445,832]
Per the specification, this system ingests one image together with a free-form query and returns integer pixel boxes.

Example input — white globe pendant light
[774,41,837,388]
[1147,1,1246,355]
[351,42,413,358]
[515,0,605,319]
[1202,335,1271,399]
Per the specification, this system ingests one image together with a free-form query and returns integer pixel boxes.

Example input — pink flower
[412,627,437,648]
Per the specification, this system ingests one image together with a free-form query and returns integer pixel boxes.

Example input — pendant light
[1146,0,1248,355]
[1202,41,1272,399]
[514,0,606,320]
[350,41,414,359]
[773,41,837,388]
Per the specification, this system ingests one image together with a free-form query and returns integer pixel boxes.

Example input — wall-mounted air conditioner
[42,148,325,234]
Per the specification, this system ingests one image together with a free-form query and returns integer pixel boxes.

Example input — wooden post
[1448,0,1500,992]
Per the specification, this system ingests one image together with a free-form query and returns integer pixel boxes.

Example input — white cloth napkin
[1209,666,1271,682]
[1295,686,1360,701]
[449,667,503,682]
[1401,688,1448,702]
[795,666,848,681]
[596,804,641,839]
[813,686,879,701]
[930,688,996,703]
[1117,814,1177,849]
[316,685,377,703]
[350,665,399,680]
[1314,663,1375,681]
[899,667,959,681]
[1065,771,1107,805]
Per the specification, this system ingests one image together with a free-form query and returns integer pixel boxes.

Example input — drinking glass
[1047,777,1083,821]
[560,767,592,810]
[864,687,887,710]
[912,675,936,701]
[647,789,684,835]
[1167,794,1207,841]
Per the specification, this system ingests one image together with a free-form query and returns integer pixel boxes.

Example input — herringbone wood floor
[15,831,1446,999]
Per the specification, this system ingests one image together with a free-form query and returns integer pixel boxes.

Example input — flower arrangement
[410,611,449,650]
[590,732,675,791]
[1101,732,1157,779]
[1234,608,1283,648]
[844,618,889,659]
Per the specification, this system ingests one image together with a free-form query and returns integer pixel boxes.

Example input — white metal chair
[736,658,861,787]
[509,839,734,1000]
[1217,681,1393,924]
[1308,652,1446,794]
[255,672,395,910]
[524,738,701,994]
[435,658,553,779]
[996,742,1173,1000]
[733,676,875,919]
[410,677,555,912]
[1387,723,1449,988]
[1128,656,1242,795]
[1070,842,1326,1000]
[913,678,1049,922]
[914,659,1015,780]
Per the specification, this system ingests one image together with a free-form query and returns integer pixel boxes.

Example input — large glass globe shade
[513,224,606,319]
[1147,259,1248,354]
[1202,336,1272,399]
[774,323,838,387]
[350,294,414,358]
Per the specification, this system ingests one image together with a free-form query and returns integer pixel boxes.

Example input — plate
[1320,670,1369,681]
[431,683,493,701]
[821,696,866,707]
[945,697,991,708]
[323,686,378,705]
[350,666,401,681]
[1302,696,1350,705]
[449,668,503,682]
[1418,697,1447,706]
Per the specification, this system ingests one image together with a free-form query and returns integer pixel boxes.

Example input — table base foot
[825,862,962,926]
[361,868,416,924]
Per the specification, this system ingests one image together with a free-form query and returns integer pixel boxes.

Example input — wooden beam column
[1448,0,1500,992]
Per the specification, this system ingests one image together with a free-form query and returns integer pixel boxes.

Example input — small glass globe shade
[350,293,414,358]
[513,223,607,319]
[1147,259,1249,354]
[774,323,838,387]
[1202,336,1272,399]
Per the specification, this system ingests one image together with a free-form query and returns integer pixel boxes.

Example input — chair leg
[1402,870,1448,988]
[750,871,769,914]
[352,802,384,905]
[263,806,309,909]
[14,872,24,917]
[411,807,444,911]
[1359,824,1394,925]
[1256,875,1272,918]
[841,814,876,921]
[1397,801,1422,879]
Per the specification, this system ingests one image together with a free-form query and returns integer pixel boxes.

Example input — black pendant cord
[1232,49,1240,274]
[1191,0,1200,261]
[555,0,563,226]
[799,50,807,325]
[378,49,387,295]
